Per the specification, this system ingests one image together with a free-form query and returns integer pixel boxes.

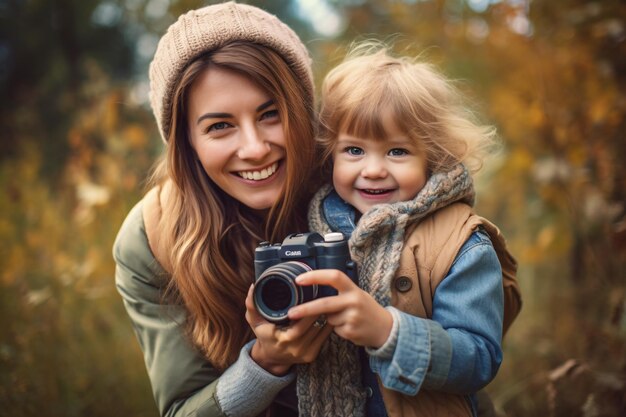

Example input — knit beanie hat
[149,1,313,142]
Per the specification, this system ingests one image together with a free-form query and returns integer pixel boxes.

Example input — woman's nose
[237,126,271,160]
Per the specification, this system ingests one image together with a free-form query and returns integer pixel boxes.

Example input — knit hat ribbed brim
[149,1,313,143]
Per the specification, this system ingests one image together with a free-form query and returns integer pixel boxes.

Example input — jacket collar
[322,189,357,237]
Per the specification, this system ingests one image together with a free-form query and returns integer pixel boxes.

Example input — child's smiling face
[332,114,428,214]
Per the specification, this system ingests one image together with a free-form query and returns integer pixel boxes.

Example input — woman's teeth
[238,162,278,181]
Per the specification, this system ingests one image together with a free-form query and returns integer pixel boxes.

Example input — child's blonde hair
[318,42,497,174]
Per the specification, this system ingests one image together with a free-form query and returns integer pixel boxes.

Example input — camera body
[253,232,357,325]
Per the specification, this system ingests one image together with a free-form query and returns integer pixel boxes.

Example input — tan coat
[382,202,520,417]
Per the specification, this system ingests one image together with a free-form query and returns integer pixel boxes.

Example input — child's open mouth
[360,188,394,195]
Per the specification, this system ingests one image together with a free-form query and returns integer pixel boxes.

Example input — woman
[113,3,329,416]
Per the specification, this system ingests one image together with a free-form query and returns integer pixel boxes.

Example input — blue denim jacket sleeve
[367,230,504,395]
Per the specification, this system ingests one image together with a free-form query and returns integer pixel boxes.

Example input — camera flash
[324,232,344,242]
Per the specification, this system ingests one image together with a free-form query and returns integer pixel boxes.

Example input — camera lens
[253,261,316,324]
[261,278,292,311]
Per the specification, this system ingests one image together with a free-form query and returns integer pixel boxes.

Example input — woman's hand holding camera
[287,269,393,349]
[245,285,333,376]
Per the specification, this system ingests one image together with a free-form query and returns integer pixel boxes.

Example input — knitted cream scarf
[297,164,475,417]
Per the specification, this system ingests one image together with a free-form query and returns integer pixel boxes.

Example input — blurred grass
[0,92,161,416]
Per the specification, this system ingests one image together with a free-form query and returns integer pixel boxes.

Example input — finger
[280,321,334,364]
[287,320,334,364]
[295,269,357,293]
[305,323,335,359]
[297,317,329,347]
[275,314,317,339]
[245,284,267,328]
[287,295,347,321]
[244,284,255,310]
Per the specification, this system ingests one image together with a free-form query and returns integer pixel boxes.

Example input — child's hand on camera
[287,270,393,348]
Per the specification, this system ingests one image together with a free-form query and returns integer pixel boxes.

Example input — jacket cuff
[366,307,452,395]
[365,306,400,359]
[421,320,452,390]
[216,340,296,417]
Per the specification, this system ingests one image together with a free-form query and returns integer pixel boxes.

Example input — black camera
[253,232,358,325]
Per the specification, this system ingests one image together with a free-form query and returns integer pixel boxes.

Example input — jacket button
[365,387,374,398]
[394,276,413,292]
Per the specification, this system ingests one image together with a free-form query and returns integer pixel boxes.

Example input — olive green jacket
[114,200,226,416]
[115,184,299,417]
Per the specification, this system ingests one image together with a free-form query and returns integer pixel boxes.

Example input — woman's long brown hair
[150,42,317,370]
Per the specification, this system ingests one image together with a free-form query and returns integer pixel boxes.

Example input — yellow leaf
[123,124,148,149]
[537,225,555,250]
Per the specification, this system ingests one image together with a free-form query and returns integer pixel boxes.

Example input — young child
[288,45,521,417]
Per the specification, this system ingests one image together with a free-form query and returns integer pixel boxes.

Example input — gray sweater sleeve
[216,341,295,417]
[113,200,294,417]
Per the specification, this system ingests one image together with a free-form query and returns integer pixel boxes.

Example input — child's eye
[345,146,364,156]
[260,109,279,121]
[206,121,232,133]
[388,148,408,156]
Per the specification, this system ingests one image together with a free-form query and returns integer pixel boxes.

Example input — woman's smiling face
[187,66,287,211]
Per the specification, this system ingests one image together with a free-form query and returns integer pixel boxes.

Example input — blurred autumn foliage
[0,0,624,416]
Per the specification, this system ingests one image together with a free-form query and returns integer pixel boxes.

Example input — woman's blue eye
[260,109,279,120]
[207,122,231,133]
[389,148,408,156]
[345,146,364,156]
